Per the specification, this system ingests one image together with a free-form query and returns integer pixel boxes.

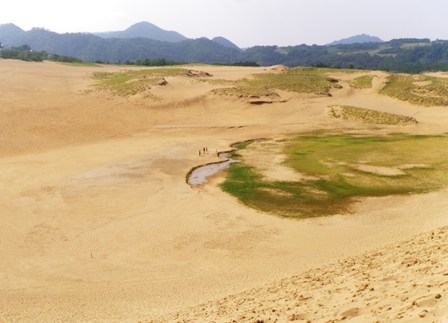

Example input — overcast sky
[2,0,447,47]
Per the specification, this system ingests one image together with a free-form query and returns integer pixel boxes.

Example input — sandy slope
[0,60,447,322]
[159,226,448,322]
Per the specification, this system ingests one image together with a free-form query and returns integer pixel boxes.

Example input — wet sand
[187,151,239,186]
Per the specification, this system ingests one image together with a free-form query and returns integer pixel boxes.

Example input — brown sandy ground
[158,226,448,322]
[1,60,448,322]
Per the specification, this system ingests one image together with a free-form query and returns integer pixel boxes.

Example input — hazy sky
[2,0,448,47]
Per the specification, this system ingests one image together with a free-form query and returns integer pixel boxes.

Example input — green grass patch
[197,78,235,86]
[221,133,448,218]
[93,68,187,97]
[350,75,374,89]
[328,105,418,125]
[212,67,343,98]
[232,140,256,150]
[211,84,279,98]
[380,74,448,106]
[60,61,101,67]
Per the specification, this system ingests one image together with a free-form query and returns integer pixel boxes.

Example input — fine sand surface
[159,226,448,322]
[1,60,448,322]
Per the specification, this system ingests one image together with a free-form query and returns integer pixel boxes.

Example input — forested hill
[93,21,187,43]
[0,26,242,64]
[327,34,384,45]
[243,39,448,73]
[2,23,448,73]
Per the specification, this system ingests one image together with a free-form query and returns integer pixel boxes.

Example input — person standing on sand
[199,150,201,156]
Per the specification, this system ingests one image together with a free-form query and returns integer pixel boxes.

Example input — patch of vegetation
[231,61,260,67]
[213,61,260,67]
[253,68,343,95]
[93,68,186,97]
[380,74,448,106]
[0,48,47,62]
[328,105,418,125]
[350,75,374,89]
[231,140,257,150]
[212,67,342,99]
[0,45,84,63]
[320,68,363,74]
[127,58,185,66]
[60,61,100,67]
[221,133,448,218]
[198,79,235,86]
[211,84,279,99]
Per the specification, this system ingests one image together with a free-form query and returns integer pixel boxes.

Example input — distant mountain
[212,36,241,51]
[0,23,26,46]
[0,27,242,64]
[327,34,384,46]
[3,23,448,73]
[94,21,187,43]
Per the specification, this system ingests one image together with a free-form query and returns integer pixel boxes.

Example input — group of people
[198,147,208,156]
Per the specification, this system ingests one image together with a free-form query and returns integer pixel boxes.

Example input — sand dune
[0,60,447,322]
[159,226,448,322]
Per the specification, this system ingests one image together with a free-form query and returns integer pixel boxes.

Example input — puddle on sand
[187,152,239,186]
[187,140,264,186]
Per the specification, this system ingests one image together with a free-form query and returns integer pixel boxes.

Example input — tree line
[0,44,83,63]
